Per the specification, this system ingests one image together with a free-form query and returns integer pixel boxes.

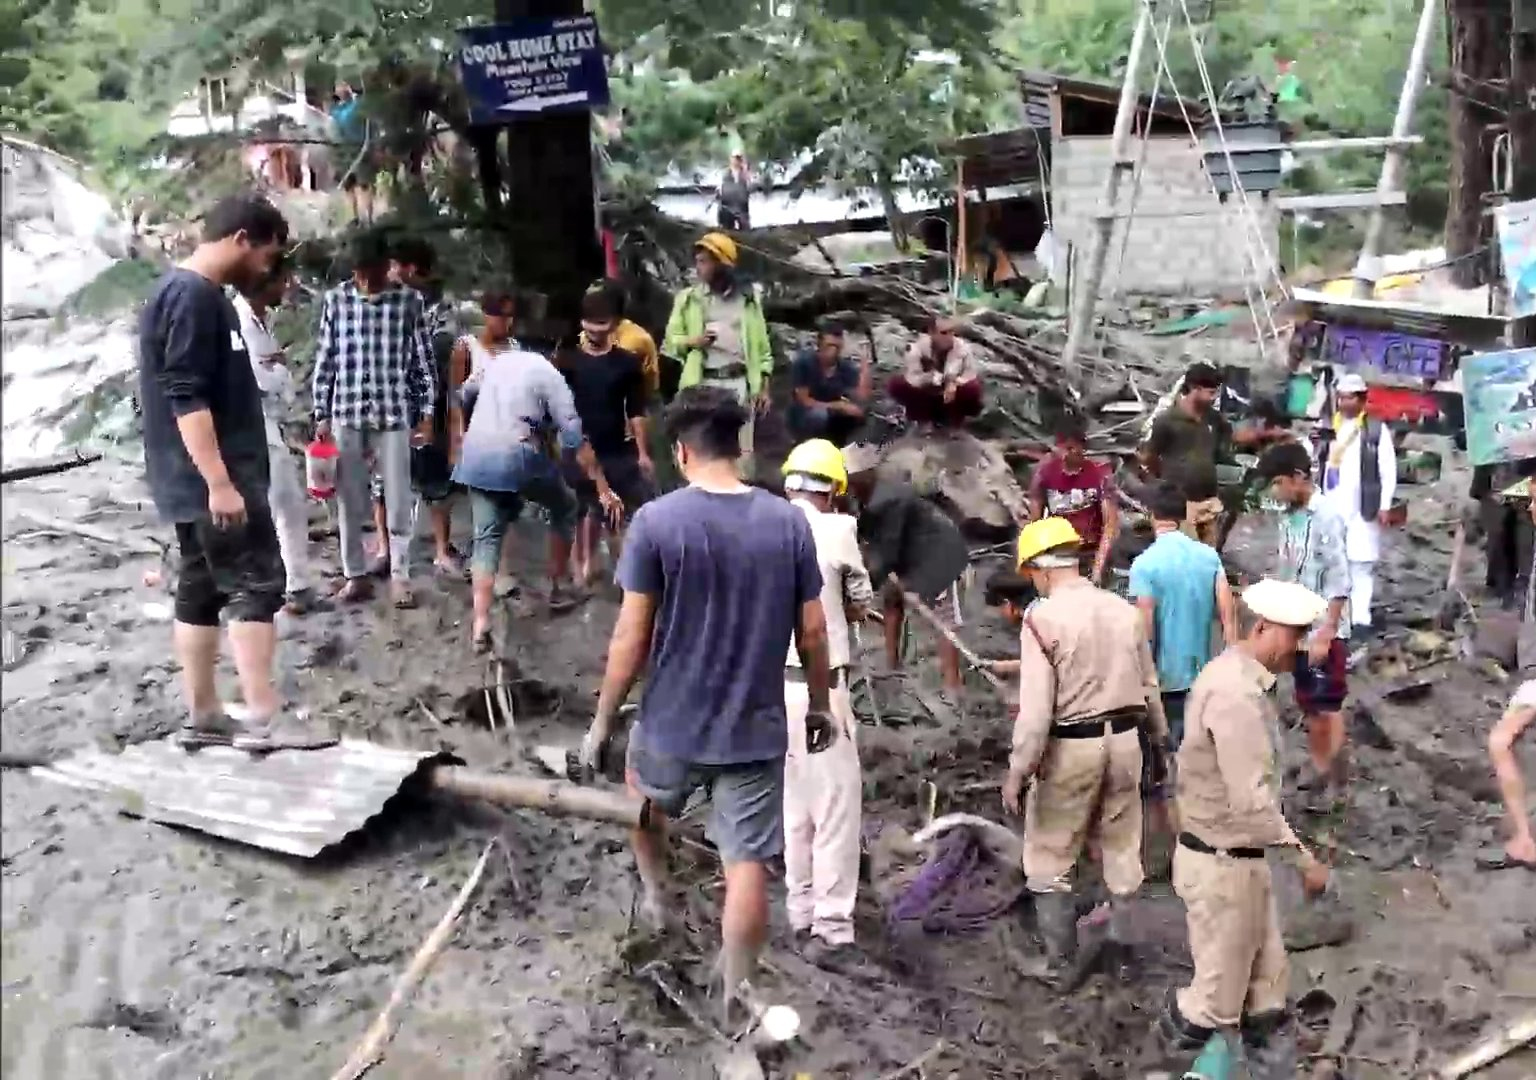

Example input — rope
[1110,7,1175,296]
[1173,0,1289,307]
[1137,0,1282,353]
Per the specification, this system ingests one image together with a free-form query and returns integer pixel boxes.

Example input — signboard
[1463,348,1536,468]
[1495,197,1536,320]
[1318,322,1447,381]
[458,15,609,124]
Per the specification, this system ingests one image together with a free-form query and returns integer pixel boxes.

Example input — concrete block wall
[1050,135,1280,299]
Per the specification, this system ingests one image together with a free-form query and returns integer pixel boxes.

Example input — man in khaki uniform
[1163,578,1333,1080]
[1002,517,1169,983]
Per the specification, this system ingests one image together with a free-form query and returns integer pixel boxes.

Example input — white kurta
[1322,415,1397,563]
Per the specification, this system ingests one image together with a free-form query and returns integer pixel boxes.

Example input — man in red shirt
[1029,414,1121,584]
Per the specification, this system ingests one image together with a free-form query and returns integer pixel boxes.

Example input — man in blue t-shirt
[1128,482,1238,750]
[583,385,834,1016]
[787,319,871,447]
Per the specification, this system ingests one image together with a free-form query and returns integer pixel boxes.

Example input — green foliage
[57,256,164,321]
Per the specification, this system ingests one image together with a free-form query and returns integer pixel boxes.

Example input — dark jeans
[565,446,655,520]
[889,375,983,427]
[787,402,864,447]
[173,502,286,626]
[1482,497,1535,608]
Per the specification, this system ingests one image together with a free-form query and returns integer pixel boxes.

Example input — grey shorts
[627,736,784,864]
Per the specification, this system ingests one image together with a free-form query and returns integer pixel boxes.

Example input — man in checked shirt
[313,229,437,608]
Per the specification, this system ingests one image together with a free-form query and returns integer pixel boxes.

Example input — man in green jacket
[664,231,774,479]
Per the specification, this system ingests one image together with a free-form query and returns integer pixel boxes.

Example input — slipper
[336,578,373,603]
[1475,849,1536,872]
[472,629,493,654]
[391,583,417,610]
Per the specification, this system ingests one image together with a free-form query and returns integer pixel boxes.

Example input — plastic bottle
[305,436,339,500]
[1182,1031,1236,1080]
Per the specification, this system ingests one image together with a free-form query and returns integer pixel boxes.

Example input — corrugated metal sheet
[32,739,452,857]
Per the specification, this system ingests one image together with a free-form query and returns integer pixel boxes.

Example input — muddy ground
[2,458,1533,1080]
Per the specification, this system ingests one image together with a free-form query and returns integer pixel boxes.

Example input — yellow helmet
[781,439,848,495]
[695,231,739,267]
[1016,517,1082,567]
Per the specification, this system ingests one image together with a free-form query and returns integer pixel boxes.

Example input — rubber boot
[1160,988,1216,1052]
[1240,1010,1298,1080]
[1033,891,1079,984]
[1182,1032,1237,1080]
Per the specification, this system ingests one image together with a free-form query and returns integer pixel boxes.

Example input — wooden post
[1060,3,1152,368]
[1350,0,1439,298]
[955,156,967,305]
[1511,0,1536,347]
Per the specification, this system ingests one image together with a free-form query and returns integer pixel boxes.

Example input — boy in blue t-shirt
[1128,481,1238,750]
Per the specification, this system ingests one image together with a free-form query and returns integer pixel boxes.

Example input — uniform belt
[784,666,846,688]
[1179,832,1265,860]
[1049,707,1144,739]
[704,363,749,380]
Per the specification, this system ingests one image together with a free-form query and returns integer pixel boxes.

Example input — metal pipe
[893,577,1009,694]
[1349,0,1439,297]
[1060,3,1153,367]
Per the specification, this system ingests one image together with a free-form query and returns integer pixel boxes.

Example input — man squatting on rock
[1002,516,1169,985]
[1164,578,1334,1080]
[136,195,331,752]
[582,386,837,1019]
[779,439,875,960]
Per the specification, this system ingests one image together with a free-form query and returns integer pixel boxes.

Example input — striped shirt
[311,281,437,430]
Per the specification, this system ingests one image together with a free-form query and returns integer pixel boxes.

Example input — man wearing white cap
[1162,578,1332,1080]
[1320,372,1395,636]
[779,440,874,960]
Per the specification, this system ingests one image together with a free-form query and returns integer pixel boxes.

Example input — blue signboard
[1463,348,1536,468]
[458,15,609,124]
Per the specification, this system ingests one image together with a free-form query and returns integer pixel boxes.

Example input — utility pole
[1511,0,1536,347]
[1350,0,1439,298]
[1060,2,1152,369]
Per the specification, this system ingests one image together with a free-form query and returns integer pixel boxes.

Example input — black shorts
[566,448,655,521]
[410,443,457,504]
[173,503,286,626]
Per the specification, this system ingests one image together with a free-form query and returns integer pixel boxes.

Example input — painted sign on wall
[1462,348,1536,468]
[1495,197,1536,320]
[1316,323,1447,381]
[458,15,609,124]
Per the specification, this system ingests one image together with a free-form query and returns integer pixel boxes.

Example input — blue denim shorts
[466,478,577,575]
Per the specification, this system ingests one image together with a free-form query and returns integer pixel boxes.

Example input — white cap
[784,472,835,494]
[842,443,882,474]
[1241,578,1329,628]
[1335,372,1368,395]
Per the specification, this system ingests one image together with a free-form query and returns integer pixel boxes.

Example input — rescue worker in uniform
[1163,578,1334,1080]
[780,440,874,963]
[1002,518,1169,983]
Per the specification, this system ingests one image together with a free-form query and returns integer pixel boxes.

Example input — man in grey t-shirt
[583,386,834,1019]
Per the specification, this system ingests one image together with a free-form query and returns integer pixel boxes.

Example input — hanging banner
[1462,348,1536,468]
[1495,197,1536,319]
[457,15,610,124]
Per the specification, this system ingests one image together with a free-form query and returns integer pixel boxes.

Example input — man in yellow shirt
[581,280,660,397]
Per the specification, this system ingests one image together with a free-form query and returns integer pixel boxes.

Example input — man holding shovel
[581,387,835,1021]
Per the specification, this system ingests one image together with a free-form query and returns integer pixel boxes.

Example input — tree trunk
[1444,0,1510,288]
[497,0,603,347]
[876,169,908,251]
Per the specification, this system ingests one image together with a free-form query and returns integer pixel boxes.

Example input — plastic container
[305,436,339,500]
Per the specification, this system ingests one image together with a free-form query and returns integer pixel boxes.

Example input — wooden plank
[1224,135,1426,154]
[1277,190,1409,211]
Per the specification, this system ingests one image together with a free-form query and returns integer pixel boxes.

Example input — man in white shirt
[1320,373,1396,637]
[780,439,873,962]
[231,266,313,613]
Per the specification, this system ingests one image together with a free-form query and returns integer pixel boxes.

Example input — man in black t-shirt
[563,284,656,584]
[137,194,333,753]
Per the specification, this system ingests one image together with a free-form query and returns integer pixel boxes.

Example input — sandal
[391,582,417,610]
[1475,849,1536,872]
[472,627,493,654]
[336,578,373,603]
